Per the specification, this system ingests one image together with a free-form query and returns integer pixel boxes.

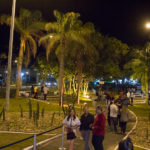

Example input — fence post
[33,134,37,150]
[62,125,64,150]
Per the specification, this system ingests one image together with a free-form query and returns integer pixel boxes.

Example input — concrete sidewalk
[37,113,135,150]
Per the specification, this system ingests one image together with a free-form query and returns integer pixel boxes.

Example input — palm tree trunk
[77,56,82,104]
[63,78,66,93]
[16,41,24,98]
[85,82,89,94]
[72,76,76,94]
[145,71,149,103]
[59,47,64,107]
[69,78,72,94]
[56,78,59,91]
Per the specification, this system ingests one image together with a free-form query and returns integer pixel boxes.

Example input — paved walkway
[37,120,135,150]
[37,100,136,150]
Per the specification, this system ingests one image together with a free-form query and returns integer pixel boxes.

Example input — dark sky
[1,0,150,50]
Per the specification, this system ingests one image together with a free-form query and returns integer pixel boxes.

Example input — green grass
[129,104,150,150]
[134,146,144,150]
[0,98,64,149]
[0,98,61,112]
[0,97,95,150]
[129,104,150,117]
[0,133,54,150]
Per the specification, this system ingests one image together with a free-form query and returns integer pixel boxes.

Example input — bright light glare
[84,95,90,99]
[49,35,53,38]
[21,73,24,77]
[146,23,150,28]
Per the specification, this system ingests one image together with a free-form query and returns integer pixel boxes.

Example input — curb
[23,134,62,150]
[114,109,138,150]
[0,131,56,136]
[134,144,150,150]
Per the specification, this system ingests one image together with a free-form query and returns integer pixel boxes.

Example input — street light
[145,23,150,29]
[5,0,16,110]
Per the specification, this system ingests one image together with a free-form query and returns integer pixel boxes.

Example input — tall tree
[94,36,130,81]
[1,9,45,98]
[39,10,88,106]
[126,42,150,102]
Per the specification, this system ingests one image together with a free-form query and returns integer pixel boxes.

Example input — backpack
[119,137,133,150]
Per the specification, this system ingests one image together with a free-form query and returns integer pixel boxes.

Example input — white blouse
[63,116,81,131]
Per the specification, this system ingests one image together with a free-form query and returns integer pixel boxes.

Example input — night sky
[1,0,150,52]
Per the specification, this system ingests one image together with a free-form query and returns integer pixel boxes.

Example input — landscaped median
[0,97,94,150]
[129,104,150,149]
[0,98,64,150]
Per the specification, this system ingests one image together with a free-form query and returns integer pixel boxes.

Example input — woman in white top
[63,109,81,150]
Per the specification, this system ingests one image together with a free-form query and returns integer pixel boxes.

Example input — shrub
[19,104,23,118]
[28,100,32,119]
[36,102,40,120]
[41,107,45,118]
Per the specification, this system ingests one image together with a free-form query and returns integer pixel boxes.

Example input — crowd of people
[63,90,134,150]
[30,84,49,100]
[63,106,106,150]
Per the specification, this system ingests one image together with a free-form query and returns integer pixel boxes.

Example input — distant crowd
[30,85,49,100]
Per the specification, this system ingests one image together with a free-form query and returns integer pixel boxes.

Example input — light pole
[5,0,16,110]
[146,23,150,29]
[144,22,150,104]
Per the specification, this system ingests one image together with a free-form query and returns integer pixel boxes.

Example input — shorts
[67,131,76,140]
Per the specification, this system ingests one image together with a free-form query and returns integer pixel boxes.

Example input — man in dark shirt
[80,106,94,150]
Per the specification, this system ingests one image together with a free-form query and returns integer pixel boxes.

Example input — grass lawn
[129,104,150,117]
[134,146,146,150]
[0,98,61,112]
[129,104,150,149]
[0,97,95,150]
[0,133,54,150]
[0,98,63,149]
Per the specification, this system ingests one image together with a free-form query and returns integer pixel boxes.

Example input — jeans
[120,122,127,133]
[92,135,104,150]
[81,130,91,150]
[44,94,47,100]
[107,116,111,127]
[110,117,118,132]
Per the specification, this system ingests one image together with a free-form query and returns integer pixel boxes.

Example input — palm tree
[66,29,99,104]
[1,9,45,97]
[127,42,150,102]
[39,10,88,106]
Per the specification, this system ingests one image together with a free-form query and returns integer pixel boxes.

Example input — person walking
[40,84,44,100]
[34,86,38,99]
[120,105,129,134]
[110,101,118,133]
[31,85,34,98]
[92,106,106,150]
[107,101,113,128]
[127,91,130,99]
[130,92,134,106]
[43,86,48,100]
[80,106,94,150]
[63,109,80,150]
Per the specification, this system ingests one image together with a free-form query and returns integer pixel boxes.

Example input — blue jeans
[92,135,104,150]
[110,117,118,132]
[81,130,91,150]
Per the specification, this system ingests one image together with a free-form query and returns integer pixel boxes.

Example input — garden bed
[129,104,150,149]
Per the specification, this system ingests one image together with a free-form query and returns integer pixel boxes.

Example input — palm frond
[46,34,61,60]
[45,22,59,32]
[26,35,37,58]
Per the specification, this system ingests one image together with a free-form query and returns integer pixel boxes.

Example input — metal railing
[0,125,65,150]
